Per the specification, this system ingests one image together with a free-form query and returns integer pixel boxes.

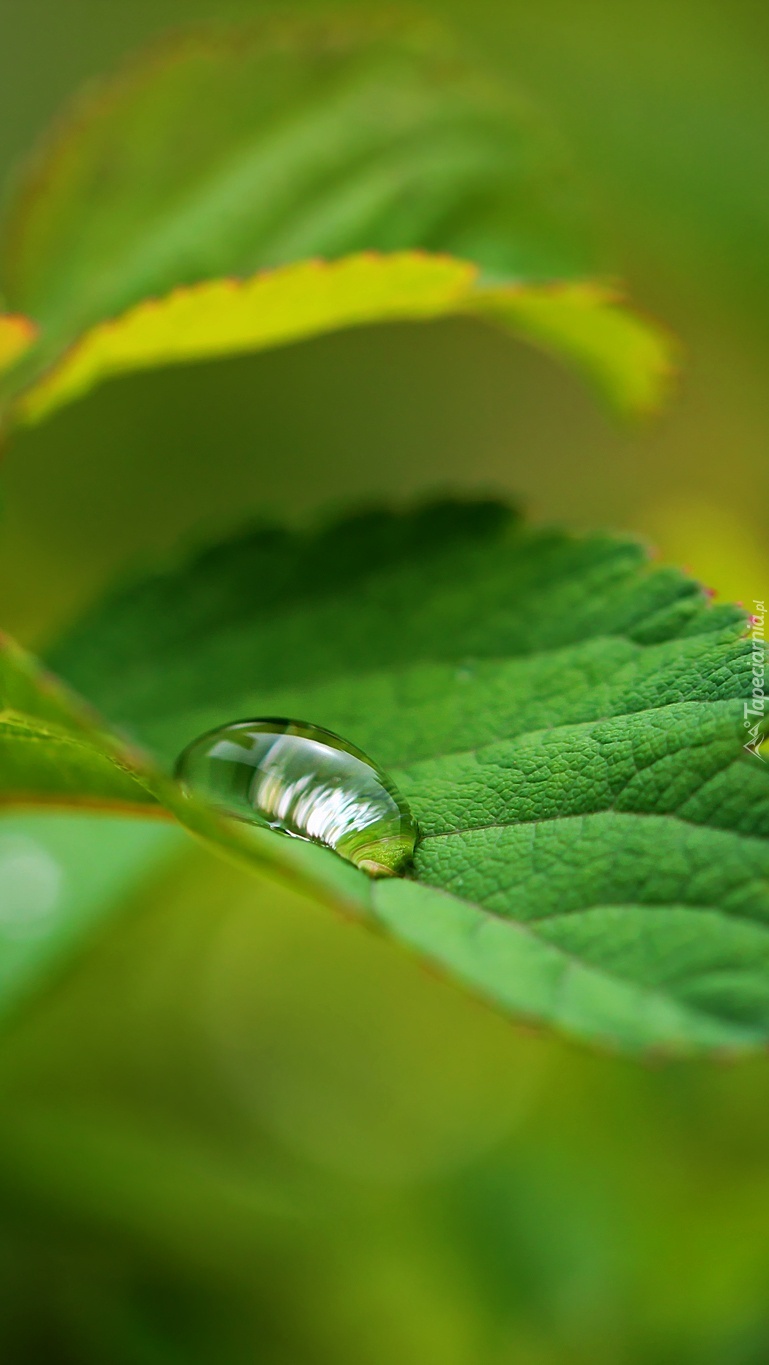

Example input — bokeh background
[1,1,769,1361]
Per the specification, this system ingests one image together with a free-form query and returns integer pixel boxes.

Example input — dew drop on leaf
[174,718,417,878]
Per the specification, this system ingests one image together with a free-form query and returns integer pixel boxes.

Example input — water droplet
[175,718,417,878]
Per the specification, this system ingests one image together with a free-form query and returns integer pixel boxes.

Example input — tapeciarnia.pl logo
[744,599,766,759]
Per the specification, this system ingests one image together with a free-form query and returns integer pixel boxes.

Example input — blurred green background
[2,1,769,1361]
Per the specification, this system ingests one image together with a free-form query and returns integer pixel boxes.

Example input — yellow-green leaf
[1,18,595,341]
[0,19,675,427]
[17,253,673,425]
[474,280,676,416]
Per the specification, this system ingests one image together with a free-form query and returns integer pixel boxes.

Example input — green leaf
[0,643,184,1019]
[0,18,673,422]
[0,632,157,814]
[3,499,766,1057]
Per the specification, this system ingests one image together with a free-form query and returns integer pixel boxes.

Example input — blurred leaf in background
[1,14,593,332]
[0,16,669,425]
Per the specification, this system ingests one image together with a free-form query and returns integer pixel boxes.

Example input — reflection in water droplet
[175,718,417,878]
[0,835,63,938]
